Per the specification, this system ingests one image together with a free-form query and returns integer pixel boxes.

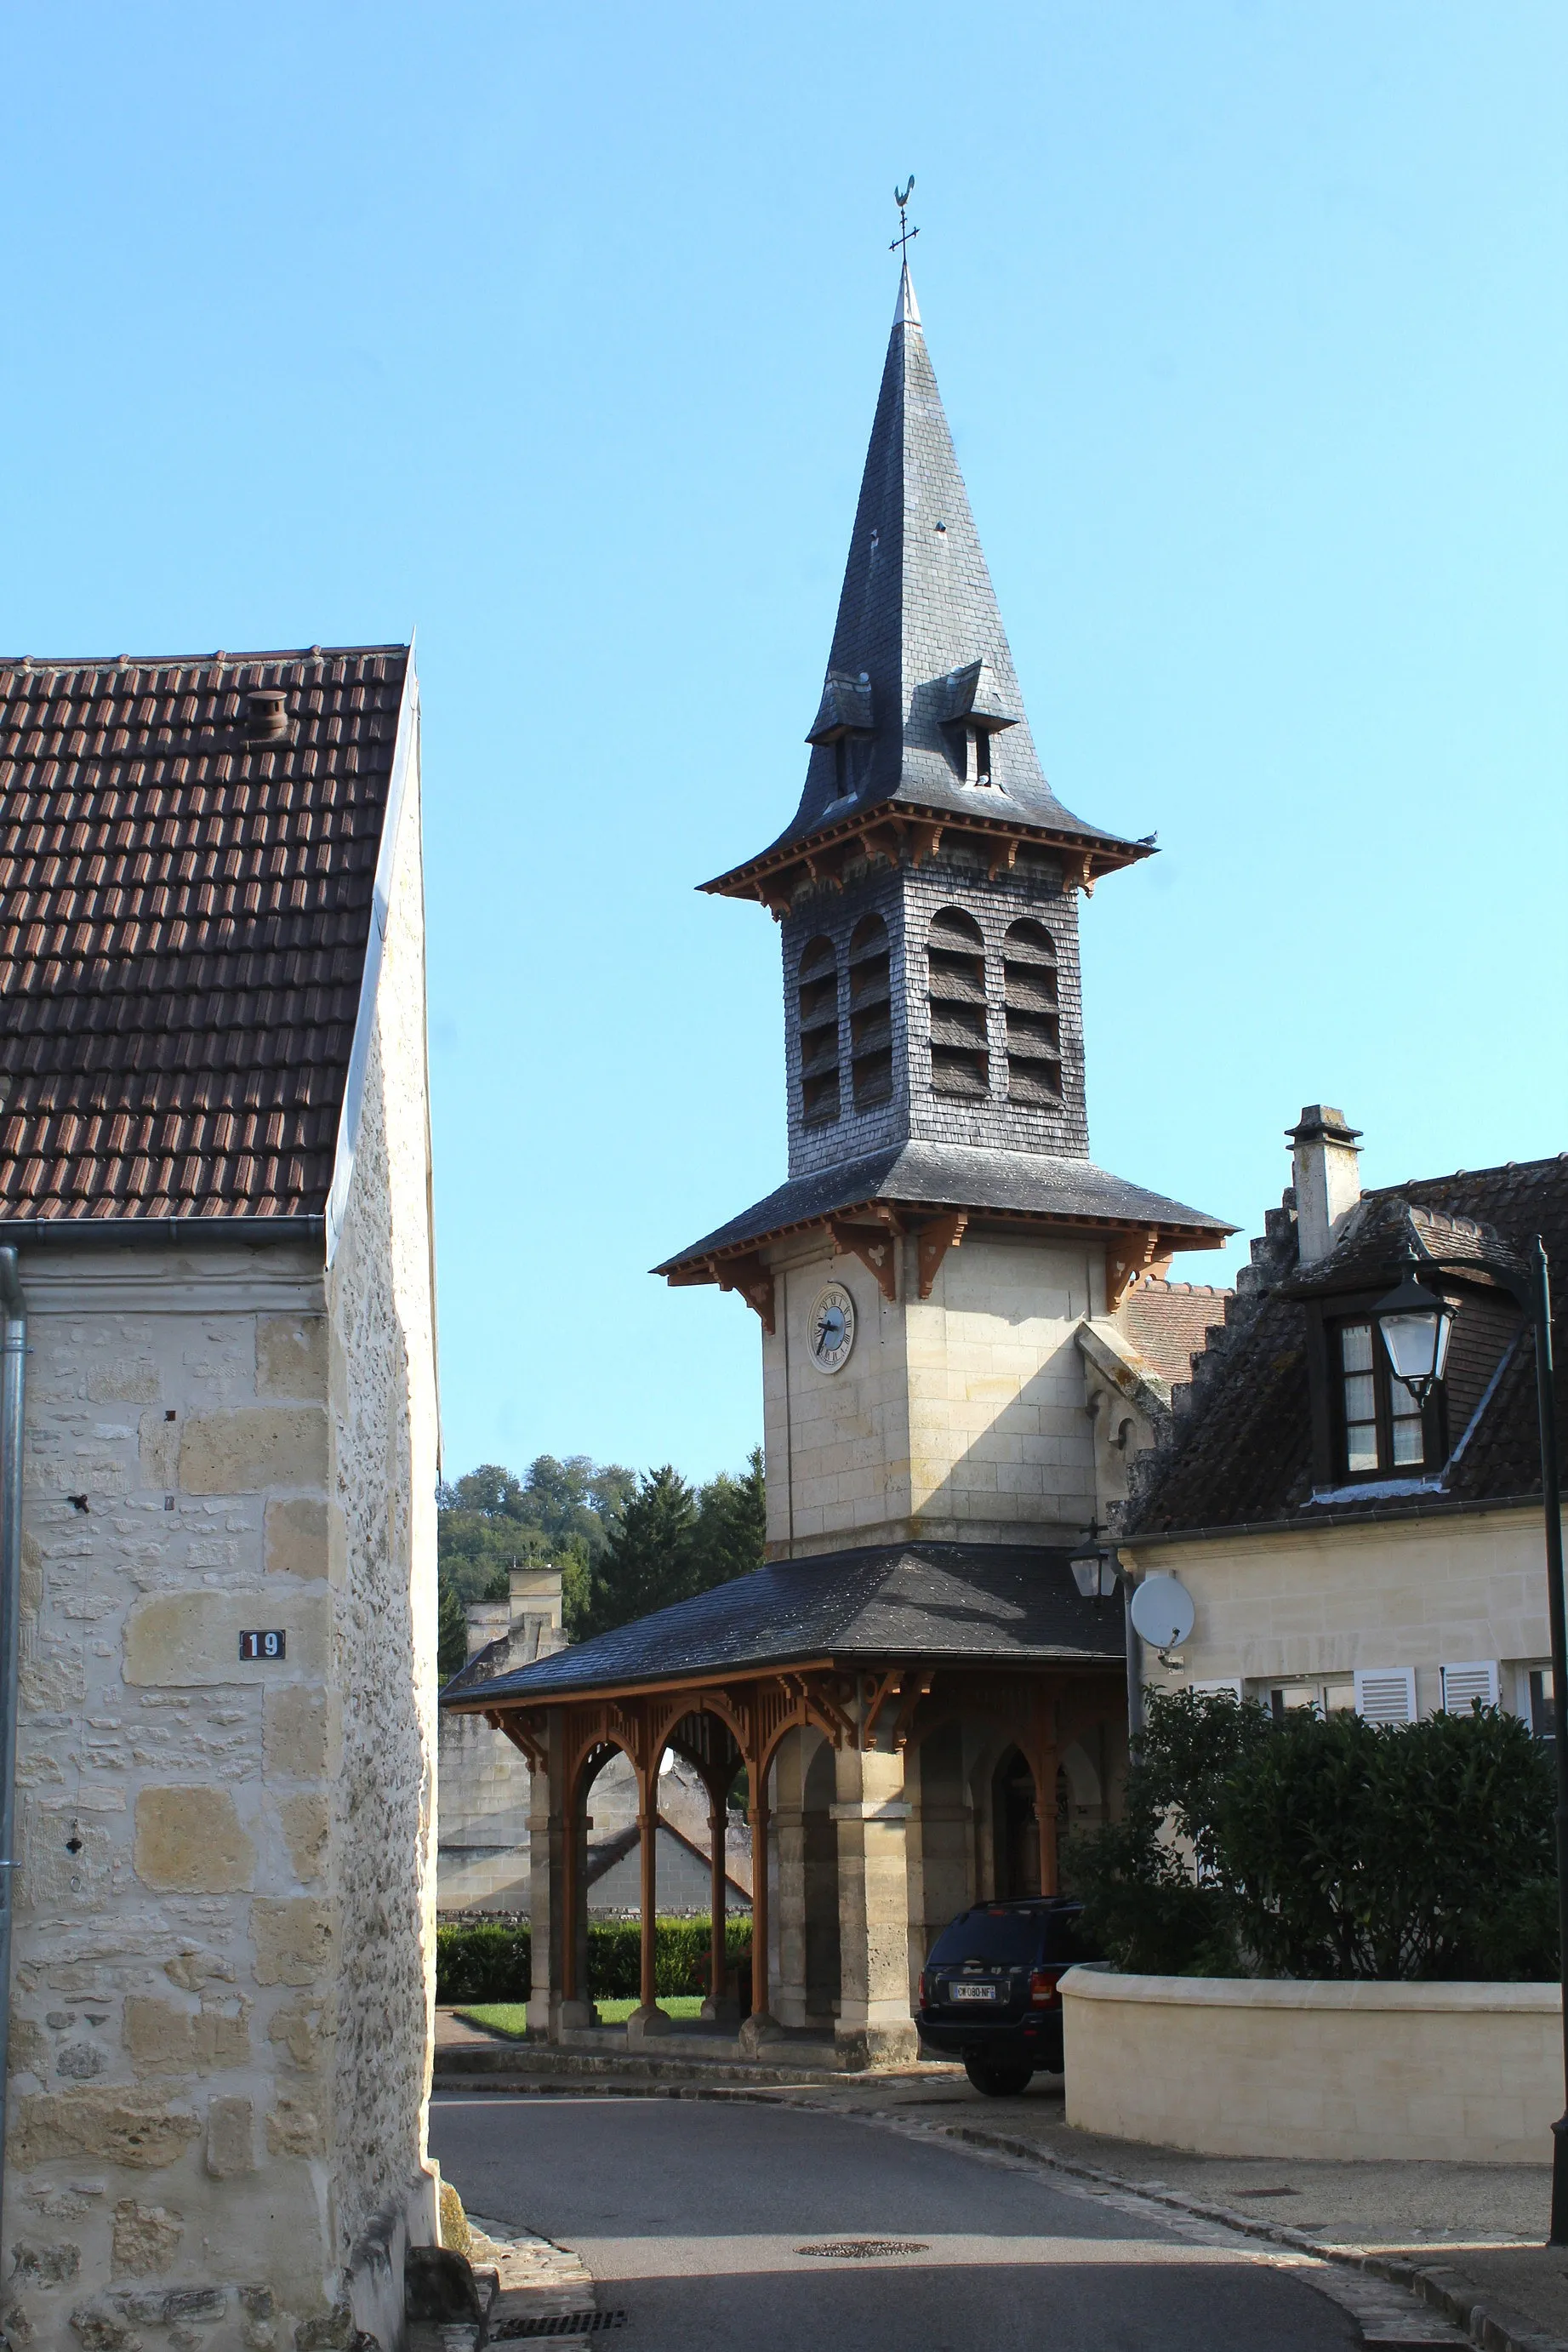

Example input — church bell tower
[658,257,1231,1561]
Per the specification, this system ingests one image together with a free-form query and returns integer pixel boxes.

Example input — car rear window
[928,1908,1046,1967]
[1039,1909,1099,1964]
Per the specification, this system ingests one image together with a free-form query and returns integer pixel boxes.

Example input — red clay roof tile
[0,642,408,1225]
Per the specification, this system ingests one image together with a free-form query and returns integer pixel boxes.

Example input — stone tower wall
[781,842,1087,1182]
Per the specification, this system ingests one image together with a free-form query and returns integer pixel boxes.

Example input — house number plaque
[238,1629,286,1661]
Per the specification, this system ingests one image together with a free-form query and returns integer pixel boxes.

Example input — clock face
[808,1282,856,1374]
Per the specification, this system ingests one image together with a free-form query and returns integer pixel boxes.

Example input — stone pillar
[771,1731,810,2029]
[831,1745,919,2069]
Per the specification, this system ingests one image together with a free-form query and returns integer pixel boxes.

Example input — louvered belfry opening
[797,935,841,1127]
[927,906,989,1098]
[1001,918,1061,1105]
[847,913,893,1109]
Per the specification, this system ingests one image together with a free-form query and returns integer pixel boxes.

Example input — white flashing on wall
[325,641,420,1270]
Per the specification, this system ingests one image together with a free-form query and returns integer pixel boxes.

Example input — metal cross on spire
[889,177,919,264]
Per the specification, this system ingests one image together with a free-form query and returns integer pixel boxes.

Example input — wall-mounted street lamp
[1069,1520,1119,1602]
[1372,1234,1568,2245]
[1372,1252,1457,1406]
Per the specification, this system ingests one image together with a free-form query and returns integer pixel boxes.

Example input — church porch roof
[441,1539,1125,1710]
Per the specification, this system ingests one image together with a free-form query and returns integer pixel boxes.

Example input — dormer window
[939,657,1015,788]
[964,728,992,786]
[1334,1318,1433,1476]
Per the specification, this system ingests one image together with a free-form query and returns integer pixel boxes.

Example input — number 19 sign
[238,1629,287,1661]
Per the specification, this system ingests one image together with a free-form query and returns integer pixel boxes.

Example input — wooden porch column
[535,1715,595,2035]
[626,1758,671,2041]
[702,1794,734,2020]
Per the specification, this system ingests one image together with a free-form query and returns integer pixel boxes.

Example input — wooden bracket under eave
[917,1210,968,1299]
[711,1253,776,1334]
[1106,1228,1171,1313]
[830,1212,901,1303]
[986,836,1020,881]
[908,819,944,868]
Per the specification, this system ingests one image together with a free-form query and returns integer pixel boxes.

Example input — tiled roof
[1124,1155,1568,1539]
[442,1541,1125,1706]
[1123,1279,1232,1389]
[656,1140,1233,1275]
[0,644,408,1225]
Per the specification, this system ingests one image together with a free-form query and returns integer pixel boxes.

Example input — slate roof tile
[1126,1154,1568,1538]
[0,643,408,1225]
[443,1541,1126,1706]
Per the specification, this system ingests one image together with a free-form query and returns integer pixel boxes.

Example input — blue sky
[3,3,1565,1485]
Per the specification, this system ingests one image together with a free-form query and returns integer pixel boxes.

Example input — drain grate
[488,2315,628,2339]
[795,2241,930,2260]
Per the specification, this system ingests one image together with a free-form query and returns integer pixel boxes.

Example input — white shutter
[1188,1678,1242,1700]
[1354,1666,1417,1726]
[1440,1661,1499,1715]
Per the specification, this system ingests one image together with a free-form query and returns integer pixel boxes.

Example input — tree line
[437,1449,765,1681]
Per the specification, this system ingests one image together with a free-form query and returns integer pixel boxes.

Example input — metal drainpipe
[0,1247,26,2244]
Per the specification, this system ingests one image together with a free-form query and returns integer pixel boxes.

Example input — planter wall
[1063,1967,1561,2163]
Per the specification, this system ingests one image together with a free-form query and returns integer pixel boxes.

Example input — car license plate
[950,1981,997,2002]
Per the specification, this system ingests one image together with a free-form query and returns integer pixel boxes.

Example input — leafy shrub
[436,1921,531,2003]
[1064,1686,1558,1981]
[436,1915,753,2006]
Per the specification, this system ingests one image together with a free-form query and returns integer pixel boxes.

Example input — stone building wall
[1,1243,344,2351]
[1121,1507,1556,1727]
[762,1230,1105,1557]
[0,707,440,2349]
[323,722,441,2299]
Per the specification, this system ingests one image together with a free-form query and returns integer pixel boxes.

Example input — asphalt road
[430,2094,1359,2352]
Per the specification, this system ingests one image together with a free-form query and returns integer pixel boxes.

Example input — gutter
[0,1215,324,1251]
[1119,1489,1544,1552]
[0,1248,26,2235]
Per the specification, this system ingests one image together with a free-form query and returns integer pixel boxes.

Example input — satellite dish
[1129,1573,1195,1651]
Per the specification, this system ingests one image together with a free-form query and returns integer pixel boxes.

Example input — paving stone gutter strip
[918,2119,1567,2352]
[433,2064,1566,2352]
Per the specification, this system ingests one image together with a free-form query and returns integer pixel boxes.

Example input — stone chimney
[1288,1105,1362,1264]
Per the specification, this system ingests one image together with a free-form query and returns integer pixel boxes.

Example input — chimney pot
[1287,1105,1362,1264]
[244,688,288,741]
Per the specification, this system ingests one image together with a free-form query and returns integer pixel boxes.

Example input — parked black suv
[915,1898,1099,2095]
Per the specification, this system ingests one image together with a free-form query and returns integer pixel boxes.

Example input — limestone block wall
[1120,1510,1554,1723]
[762,1230,1103,1557]
[0,1242,348,2350]
[1064,1969,1562,2161]
[323,719,442,2285]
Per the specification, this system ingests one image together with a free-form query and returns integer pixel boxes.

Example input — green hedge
[436,1915,753,2006]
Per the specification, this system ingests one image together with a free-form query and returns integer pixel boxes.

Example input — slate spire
[711,260,1137,892]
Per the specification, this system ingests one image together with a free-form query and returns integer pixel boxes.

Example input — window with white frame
[1337,1319,1425,1475]
[1248,1678,1355,1721]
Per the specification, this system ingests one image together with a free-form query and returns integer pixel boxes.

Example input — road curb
[906,2120,1567,2352]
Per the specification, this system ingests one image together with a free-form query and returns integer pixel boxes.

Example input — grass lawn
[458,1995,710,2037]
